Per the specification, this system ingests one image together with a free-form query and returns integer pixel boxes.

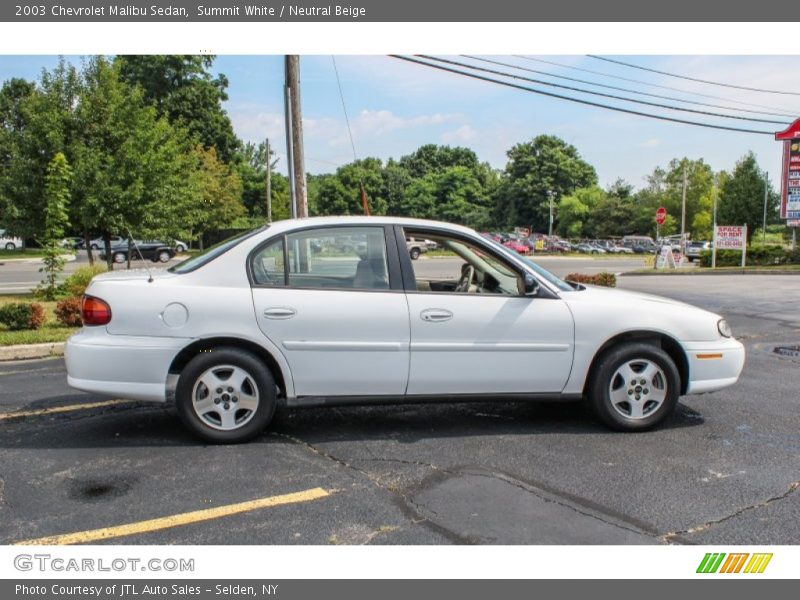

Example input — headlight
[718,319,732,338]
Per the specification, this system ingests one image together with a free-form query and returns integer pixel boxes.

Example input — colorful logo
[696,552,772,574]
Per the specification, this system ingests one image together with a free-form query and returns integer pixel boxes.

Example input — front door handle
[263,307,297,319]
[420,308,453,323]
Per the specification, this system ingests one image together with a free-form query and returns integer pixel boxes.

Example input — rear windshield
[169,227,267,274]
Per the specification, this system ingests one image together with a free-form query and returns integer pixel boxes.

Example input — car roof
[263,216,476,236]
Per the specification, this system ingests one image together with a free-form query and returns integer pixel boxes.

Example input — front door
[250,225,410,397]
[402,229,575,395]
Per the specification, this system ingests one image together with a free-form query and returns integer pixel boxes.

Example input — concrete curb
[0,342,65,361]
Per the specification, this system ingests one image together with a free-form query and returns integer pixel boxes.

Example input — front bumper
[65,328,188,402]
[683,337,745,394]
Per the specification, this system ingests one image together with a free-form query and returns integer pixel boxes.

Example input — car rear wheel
[4,242,15,250]
[176,347,276,443]
[410,247,421,260]
[158,250,171,263]
[588,342,680,432]
[113,252,126,264]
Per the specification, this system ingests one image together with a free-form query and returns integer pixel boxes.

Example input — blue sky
[1,55,797,189]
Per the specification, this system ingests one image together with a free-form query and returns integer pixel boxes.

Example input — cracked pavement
[0,273,798,544]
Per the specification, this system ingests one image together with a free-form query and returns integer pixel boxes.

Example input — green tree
[315,158,388,216]
[188,145,246,249]
[495,135,597,231]
[718,152,777,244]
[37,153,72,299]
[0,62,81,242]
[556,186,605,238]
[115,55,239,162]
[72,56,197,267]
[235,141,291,222]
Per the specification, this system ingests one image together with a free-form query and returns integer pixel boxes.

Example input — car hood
[561,283,724,342]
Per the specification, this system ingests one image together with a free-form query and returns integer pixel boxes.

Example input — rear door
[250,224,410,398]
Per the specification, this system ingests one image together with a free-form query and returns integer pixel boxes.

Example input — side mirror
[523,273,539,297]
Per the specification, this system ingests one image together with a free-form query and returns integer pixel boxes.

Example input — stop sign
[656,207,667,225]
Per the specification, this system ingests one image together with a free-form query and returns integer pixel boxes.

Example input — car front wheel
[4,242,15,250]
[113,252,126,264]
[588,342,680,431]
[410,247,421,260]
[157,250,171,263]
[176,348,276,443]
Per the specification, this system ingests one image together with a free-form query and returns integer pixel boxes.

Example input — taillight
[81,295,112,326]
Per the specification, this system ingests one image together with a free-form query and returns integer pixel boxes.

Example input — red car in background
[502,239,531,254]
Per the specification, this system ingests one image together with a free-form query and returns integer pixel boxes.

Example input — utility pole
[284,55,307,218]
[265,137,272,223]
[680,165,688,261]
[547,190,555,237]
[762,171,769,245]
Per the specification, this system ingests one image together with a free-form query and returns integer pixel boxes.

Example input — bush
[699,246,800,267]
[0,302,46,330]
[565,272,617,287]
[62,264,107,297]
[55,297,83,327]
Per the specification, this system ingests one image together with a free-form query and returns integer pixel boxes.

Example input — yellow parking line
[15,487,331,545]
[0,399,129,421]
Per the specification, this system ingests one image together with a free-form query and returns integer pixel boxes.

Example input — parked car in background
[60,236,84,249]
[576,243,605,254]
[65,216,745,443]
[406,237,428,260]
[503,239,532,254]
[686,241,712,262]
[608,244,634,254]
[0,229,23,250]
[89,235,125,250]
[99,241,175,264]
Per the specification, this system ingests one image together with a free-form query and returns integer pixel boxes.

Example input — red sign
[655,207,667,226]
[775,118,800,219]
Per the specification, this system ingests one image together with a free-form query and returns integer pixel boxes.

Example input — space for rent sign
[714,225,746,250]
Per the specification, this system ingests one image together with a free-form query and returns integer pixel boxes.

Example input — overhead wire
[513,55,797,116]
[587,55,800,96]
[389,55,776,136]
[462,55,794,120]
[421,55,788,125]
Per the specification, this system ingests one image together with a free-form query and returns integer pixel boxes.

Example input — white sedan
[65,217,744,443]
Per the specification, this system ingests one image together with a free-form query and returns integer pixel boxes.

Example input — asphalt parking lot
[0,273,798,545]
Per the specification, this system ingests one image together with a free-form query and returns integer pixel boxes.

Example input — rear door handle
[420,308,453,323]
[263,307,297,319]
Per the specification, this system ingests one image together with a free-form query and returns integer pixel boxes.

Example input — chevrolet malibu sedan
[65,217,744,443]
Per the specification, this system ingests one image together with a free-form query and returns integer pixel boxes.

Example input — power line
[331,56,359,163]
[463,55,794,120]
[419,55,788,126]
[514,55,797,116]
[588,55,800,96]
[389,55,775,136]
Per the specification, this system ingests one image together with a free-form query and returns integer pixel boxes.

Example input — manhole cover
[774,346,800,359]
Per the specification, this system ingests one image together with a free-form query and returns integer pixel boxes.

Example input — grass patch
[0,294,78,346]
[0,248,72,260]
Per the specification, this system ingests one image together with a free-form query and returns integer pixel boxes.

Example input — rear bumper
[683,338,745,394]
[65,329,187,402]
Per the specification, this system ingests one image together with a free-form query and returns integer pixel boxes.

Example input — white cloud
[442,124,477,143]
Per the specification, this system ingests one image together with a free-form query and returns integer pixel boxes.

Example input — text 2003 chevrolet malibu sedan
[65,217,744,443]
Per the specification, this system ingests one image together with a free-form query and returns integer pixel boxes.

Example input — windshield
[480,236,573,292]
[169,227,267,274]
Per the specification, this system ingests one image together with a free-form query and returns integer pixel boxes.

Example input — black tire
[175,244,186,253]
[176,347,276,443]
[91,243,99,250]
[410,247,421,260]
[113,252,126,264]
[588,342,680,432]
[4,242,15,250]
[157,250,171,263]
